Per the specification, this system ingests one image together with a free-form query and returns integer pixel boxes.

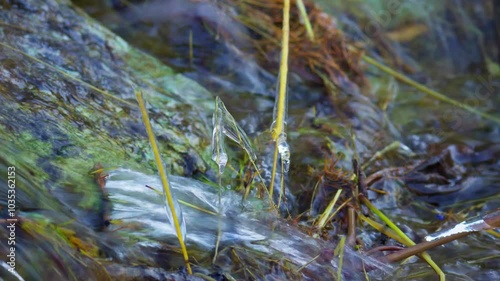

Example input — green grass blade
[296,0,314,41]
[269,0,291,203]
[362,55,500,124]
[335,235,346,280]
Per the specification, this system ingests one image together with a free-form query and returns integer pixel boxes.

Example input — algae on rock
[0,0,215,279]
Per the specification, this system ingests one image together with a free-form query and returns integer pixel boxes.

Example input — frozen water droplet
[212,151,228,174]
[277,133,290,173]
[211,97,258,175]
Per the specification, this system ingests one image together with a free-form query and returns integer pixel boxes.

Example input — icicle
[211,96,257,167]
[211,97,228,174]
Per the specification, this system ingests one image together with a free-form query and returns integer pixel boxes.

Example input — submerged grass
[360,196,444,281]
[145,185,218,216]
[362,55,500,124]
[136,92,192,274]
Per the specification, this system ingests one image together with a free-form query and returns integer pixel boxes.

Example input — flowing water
[1,0,499,280]
[106,168,393,280]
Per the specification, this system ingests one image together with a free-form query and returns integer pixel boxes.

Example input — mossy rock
[0,0,215,279]
[0,0,215,207]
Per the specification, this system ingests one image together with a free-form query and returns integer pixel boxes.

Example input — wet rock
[0,0,216,216]
[0,0,213,179]
[0,0,215,279]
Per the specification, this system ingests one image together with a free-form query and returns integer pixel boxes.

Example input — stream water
[106,168,392,280]
[0,0,499,280]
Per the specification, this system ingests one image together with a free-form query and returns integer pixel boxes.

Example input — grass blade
[335,235,346,280]
[362,55,500,124]
[136,91,192,274]
[269,0,291,203]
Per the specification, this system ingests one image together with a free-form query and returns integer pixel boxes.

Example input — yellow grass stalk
[358,213,407,245]
[362,141,402,170]
[136,92,192,274]
[269,0,291,203]
[297,254,320,272]
[326,198,352,226]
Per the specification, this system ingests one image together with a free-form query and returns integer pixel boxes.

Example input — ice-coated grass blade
[211,96,226,263]
[296,0,314,41]
[213,97,256,161]
[211,96,271,261]
[269,0,291,204]
[334,235,346,281]
[360,196,444,280]
[425,210,500,241]
[136,91,192,274]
